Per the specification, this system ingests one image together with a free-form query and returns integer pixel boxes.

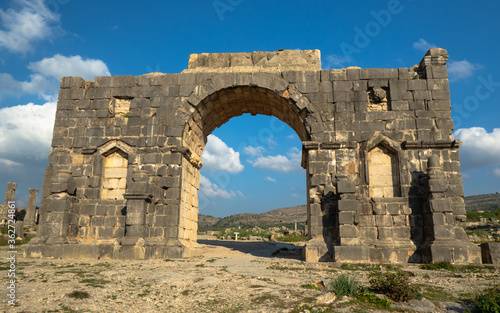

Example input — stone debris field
[2,239,499,313]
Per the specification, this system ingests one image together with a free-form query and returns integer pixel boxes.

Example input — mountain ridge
[199,193,500,231]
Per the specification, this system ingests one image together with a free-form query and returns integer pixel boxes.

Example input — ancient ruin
[25,49,481,263]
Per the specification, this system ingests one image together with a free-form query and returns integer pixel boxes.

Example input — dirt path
[1,240,498,313]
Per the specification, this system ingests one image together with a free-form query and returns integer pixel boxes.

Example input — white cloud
[28,54,111,80]
[286,134,296,140]
[264,176,276,182]
[0,54,110,102]
[0,0,59,53]
[0,101,56,162]
[447,60,482,82]
[243,145,265,157]
[0,158,22,167]
[454,127,500,170]
[199,175,235,199]
[324,54,351,69]
[462,172,471,179]
[492,168,500,178]
[291,193,299,198]
[251,147,302,173]
[413,39,437,52]
[202,134,244,173]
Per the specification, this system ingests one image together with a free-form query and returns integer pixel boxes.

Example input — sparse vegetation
[466,208,500,222]
[356,290,392,309]
[329,274,360,297]
[67,291,90,299]
[469,285,500,313]
[368,268,419,302]
[301,283,322,291]
[80,278,110,288]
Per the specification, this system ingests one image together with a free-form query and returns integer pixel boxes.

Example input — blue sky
[0,0,499,217]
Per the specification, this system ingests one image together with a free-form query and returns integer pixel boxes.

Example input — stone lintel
[303,141,357,151]
[123,193,153,201]
[402,140,460,150]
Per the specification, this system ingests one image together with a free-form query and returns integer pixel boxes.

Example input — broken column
[25,188,39,226]
[2,182,17,219]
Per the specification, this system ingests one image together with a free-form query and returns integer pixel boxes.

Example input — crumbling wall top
[184,49,321,73]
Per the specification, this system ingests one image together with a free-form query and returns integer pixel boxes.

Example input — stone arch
[178,79,318,244]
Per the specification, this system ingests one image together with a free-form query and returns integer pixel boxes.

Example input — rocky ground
[1,238,499,313]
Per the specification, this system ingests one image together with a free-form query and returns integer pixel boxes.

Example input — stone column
[123,170,152,245]
[2,182,17,219]
[25,188,39,226]
[3,182,17,207]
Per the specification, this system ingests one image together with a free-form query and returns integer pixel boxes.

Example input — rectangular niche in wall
[109,97,133,118]
[367,87,390,111]
[368,144,400,198]
[101,148,128,200]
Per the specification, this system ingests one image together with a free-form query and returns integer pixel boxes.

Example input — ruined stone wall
[25,49,480,263]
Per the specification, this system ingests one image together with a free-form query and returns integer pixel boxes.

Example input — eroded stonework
[25,49,481,263]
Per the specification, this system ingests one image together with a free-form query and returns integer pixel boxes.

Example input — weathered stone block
[339,225,358,238]
[338,199,358,212]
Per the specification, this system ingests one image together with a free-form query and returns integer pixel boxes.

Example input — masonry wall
[26,49,480,263]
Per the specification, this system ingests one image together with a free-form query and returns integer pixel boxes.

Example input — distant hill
[199,193,500,231]
[198,205,306,231]
[464,193,500,211]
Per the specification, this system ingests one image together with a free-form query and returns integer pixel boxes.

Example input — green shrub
[330,274,360,296]
[368,268,419,302]
[420,261,456,271]
[467,208,500,222]
[301,283,321,291]
[470,285,500,313]
[357,291,392,309]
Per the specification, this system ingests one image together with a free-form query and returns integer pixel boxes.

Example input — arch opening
[180,85,311,244]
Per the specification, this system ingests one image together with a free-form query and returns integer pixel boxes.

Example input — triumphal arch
[25,49,481,263]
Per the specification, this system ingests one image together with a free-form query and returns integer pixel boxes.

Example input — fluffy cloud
[251,147,302,173]
[413,39,437,52]
[0,101,56,161]
[202,134,244,173]
[243,145,265,157]
[447,60,483,82]
[454,127,500,170]
[28,54,111,81]
[264,176,276,182]
[199,175,235,199]
[492,168,500,178]
[0,0,59,53]
[0,54,111,102]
